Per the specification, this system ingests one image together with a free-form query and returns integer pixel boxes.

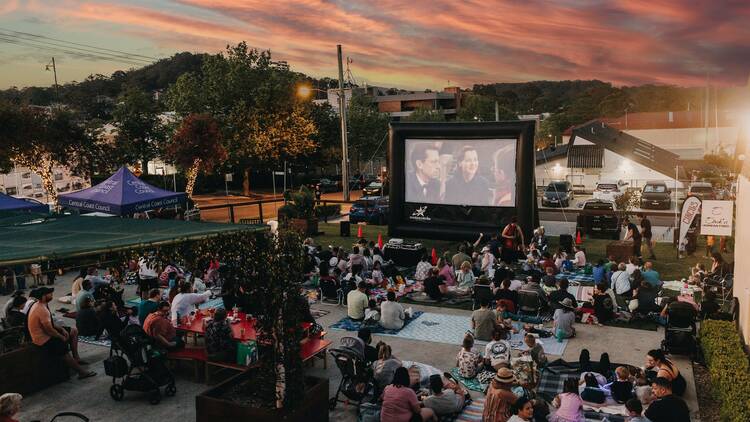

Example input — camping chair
[517,290,542,316]
[472,285,495,310]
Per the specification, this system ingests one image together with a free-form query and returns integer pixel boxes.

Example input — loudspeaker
[560,234,573,254]
[340,221,351,237]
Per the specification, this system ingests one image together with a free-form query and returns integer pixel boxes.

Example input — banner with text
[700,200,734,236]
[678,196,702,249]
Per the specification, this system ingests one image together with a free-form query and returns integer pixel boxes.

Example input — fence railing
[198,198,358,224]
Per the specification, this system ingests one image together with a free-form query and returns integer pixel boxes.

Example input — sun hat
[560,297,576,310]
[494,367,516,384]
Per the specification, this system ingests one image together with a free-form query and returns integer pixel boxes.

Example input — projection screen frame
[388,121,538,241]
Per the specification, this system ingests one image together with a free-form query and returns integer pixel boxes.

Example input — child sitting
[371,261,384,286]
[456,334,483,379]
[633,372,655,405]
[550,378,584,422]
[521,333,547,367]
[625,398,649,422]
[363,299,380,324]
[580,373,606,404]
[607,366,634,403]
[484,327,511,370]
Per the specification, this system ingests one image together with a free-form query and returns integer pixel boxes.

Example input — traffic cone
[575,229,582,245]
[377,233,384,250]
[357,224,363,238]
[431,248,438,265]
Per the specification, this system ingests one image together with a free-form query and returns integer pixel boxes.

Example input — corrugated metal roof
[567,145,604,168]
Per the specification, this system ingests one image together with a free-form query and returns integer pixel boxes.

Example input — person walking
[640,214,655,259]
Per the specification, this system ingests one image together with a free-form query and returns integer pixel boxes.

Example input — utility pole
[337,45,350,201]
[495,101,499,121]
[46,57,59,104]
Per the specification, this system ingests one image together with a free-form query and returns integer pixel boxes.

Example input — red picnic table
[177,311,313,342]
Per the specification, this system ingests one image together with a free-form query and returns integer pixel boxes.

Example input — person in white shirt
[170,282,211,323]
[625,257,639,275]
[138,256,160,299]
[610,263,632,308]
[380,291,406,330]
[480,246,496,273]
[484,328,511,370]
[573,246,586,268]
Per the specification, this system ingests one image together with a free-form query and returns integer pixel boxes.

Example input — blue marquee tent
[58,167,187,215]
[0,192,49,213]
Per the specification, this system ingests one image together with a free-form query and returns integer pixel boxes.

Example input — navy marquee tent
[58,167,187,215]
[0,192,49,213]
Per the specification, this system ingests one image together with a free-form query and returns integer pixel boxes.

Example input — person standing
[640,214,655,259]
[501,217,524,263]
[623,217,642,258]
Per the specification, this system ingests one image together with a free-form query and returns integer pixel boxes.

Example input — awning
[0,192,49,213]
[0,215,266,266]
[58,167,187,215]
[567,145,604,168]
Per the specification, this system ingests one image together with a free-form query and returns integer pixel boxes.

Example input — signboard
[225,173,233,182]
[678,196,701,250]
[700,200,734,236]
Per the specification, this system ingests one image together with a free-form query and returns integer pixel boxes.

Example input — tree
[347,91,389,171]
[111,86,165,174]
[304,102,341,171]
[0,104,93,204]
[457,94,515,122]
[402,106,446,122]
[166,113,226,197]
[166,42,312,195]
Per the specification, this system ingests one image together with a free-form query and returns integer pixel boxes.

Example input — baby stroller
[328,337,374,411]
[661,304,697,356]
[105,325,176,404]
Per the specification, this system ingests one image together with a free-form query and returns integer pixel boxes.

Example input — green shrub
[315,204,341,219]
[699,320,750,422]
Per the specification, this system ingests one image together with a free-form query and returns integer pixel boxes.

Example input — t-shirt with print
[485,339,511,368]
[456,348,482,378]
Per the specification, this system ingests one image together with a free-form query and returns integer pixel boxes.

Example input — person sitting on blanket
[423,268,448,301]
[371,261,384,286]
[75,296,100,337]
[508,396,534,422]
[548,278,576,311]
[471,297,497,341]
[347,282,370,321]
[380,291,406,330]
[519,275,549,307]
[493,278,518,311]
[521,333,547,367]
[456,334,483,379]
[380,366,437,422]
[644,349,687,397]
[604,366,634,404]
[625,398,649,422]
[364,300,381,324]
[633,371,655,405]
[422,374,467,417]
[373,342,402,389]
[582,283,615,324]
[96,300,126,341]
[592,259,606,284]
[579,372,606,404]
[541,266,557,293]
[483,367,518,422]
[415,254,433,282]
[550,378,584,422]
[485,327,511,370]
[553,298,576,341]
[644,377,690,422]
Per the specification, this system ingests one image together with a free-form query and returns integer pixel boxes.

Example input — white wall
[625,127,739,159]
[734,174,750,344]
[535,156,568,187]
[0,165,89,203]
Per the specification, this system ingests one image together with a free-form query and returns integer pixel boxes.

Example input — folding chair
[518,290,542,316]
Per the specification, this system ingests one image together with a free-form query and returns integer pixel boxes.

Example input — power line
[0,34,152,67]
[0,28,160,61]
[0,32,153,65]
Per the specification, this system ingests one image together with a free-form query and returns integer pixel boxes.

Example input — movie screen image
[404,138,516,207]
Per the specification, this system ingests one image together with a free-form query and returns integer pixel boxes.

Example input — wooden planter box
[196,369,329,422]
[290,217,319,236]
[606,240,635,262]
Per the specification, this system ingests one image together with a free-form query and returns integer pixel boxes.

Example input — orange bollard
[357,224,363,238]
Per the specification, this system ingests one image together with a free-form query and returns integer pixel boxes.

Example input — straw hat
[494,367,516,384]
[559,297,576,310]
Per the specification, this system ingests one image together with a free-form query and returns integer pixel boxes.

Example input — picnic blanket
[78,335,111,348]
[329,311,424,335]
[455,397,484,422]
[402,292,474,310]
[450,367,493,393]
[556,271,595,285]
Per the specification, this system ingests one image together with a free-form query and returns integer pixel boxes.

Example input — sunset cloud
[1,0,748,89]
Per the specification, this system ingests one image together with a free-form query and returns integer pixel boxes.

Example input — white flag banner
[679,196,702,249]
[700,200,734,236]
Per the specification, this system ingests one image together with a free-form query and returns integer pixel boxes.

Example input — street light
[296,85,315,99]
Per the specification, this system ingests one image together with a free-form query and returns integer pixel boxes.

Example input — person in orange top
[143,301,183,350]
[27,287,95,379]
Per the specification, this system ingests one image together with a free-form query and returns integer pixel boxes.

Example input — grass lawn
[314,222,729,281]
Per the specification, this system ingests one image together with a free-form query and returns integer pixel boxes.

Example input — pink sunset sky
[1,0,749,89]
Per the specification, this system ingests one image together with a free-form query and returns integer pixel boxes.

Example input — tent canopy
[0,214,266,266]
[58,167,187,215]
[0,192,49,213]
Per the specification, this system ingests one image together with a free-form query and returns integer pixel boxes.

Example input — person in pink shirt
[550,378,584,422]
[437,259,456,287]
[381,367,436,422]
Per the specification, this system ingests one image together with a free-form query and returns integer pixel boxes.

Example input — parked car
[349,196,389,225]
[576,199,621,239]
[687,182,716,201]
[362,181,384,196]
[593,182,623,202]
[310,178,339,193]
[640,181,672,210]
[541,181,574,207]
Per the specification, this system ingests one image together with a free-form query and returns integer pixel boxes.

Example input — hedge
[699,320,750,422]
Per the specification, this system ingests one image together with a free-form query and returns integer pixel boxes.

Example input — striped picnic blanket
[455,398,484,422]
[556,271,595,284]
